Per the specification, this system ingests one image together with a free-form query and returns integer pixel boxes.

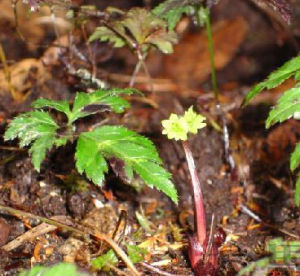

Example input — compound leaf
[76,134,108,185]
[4,111,59,171]
[266,87,300,128]
[29,134,56,172]
[89,26,126,48]
[244,56,300,105]
[75,126,177,203]
[69,88,138,123]
[32,98,71,117]
[153,0,192,30]
[89,8,177,54]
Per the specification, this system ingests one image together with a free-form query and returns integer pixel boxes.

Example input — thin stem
[198,7,236,171]
[182,141,206,245]
[202,7,218,100]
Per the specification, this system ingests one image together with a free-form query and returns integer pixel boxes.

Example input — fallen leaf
[0,58,48,97]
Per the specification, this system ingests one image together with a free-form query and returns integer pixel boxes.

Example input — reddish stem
[182,140,207,245]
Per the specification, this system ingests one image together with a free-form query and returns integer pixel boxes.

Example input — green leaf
[75,126,178,203]
[29,134,55,172]
[89,8,177,54]
[70,88,138,123]
[89,26,126,48]
[91,249,118,270]
[244,55,300,105]
[18,263,88,276]
[153,0,192,30]
[4,111,59,171]
[127,244,147,264]
[290,142,300,171]
[76,134,108,185]
[266,87,300,128]
[32,98,71,117]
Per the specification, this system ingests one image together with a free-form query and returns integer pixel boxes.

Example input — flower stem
[202,7,219,100]
[182,140,206,245]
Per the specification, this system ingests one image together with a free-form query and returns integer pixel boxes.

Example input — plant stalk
[198,6,236,171]
[202,7,219,100]
[182,140,206,245]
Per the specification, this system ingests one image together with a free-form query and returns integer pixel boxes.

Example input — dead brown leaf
[0,58,48,98]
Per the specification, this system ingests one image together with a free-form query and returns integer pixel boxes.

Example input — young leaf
[153,0,193,30]
[69,88,137,123]
[89,26,126,48]
[18,262,88,276]
[75,126,178,203]
[32,98,71,117]
[91,249,118,270]
[89,8,177,54]
[4,111,59,171]
[266,87,300,128]
[75,134,108,185]
[244,56,300,105]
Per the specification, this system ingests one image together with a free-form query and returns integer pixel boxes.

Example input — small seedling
[4,88,177,203]
[162,107,225,275]
[89,7,177,87]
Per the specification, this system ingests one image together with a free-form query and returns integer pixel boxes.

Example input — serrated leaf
[75,126,177,203]
[244,56,300,105]
[91,249,118,270]
[89,26,126,48]
[266,87,300,128]
[290,142,300,171]
[29,134,55,171]
[4,111,59,171]
[4,111,58,144]
[76,134,108,186]
[32,98,71,117]
[89,8,177,54]
[69,88,138,123]
[153,0,192,30]
[18,263,88,276]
